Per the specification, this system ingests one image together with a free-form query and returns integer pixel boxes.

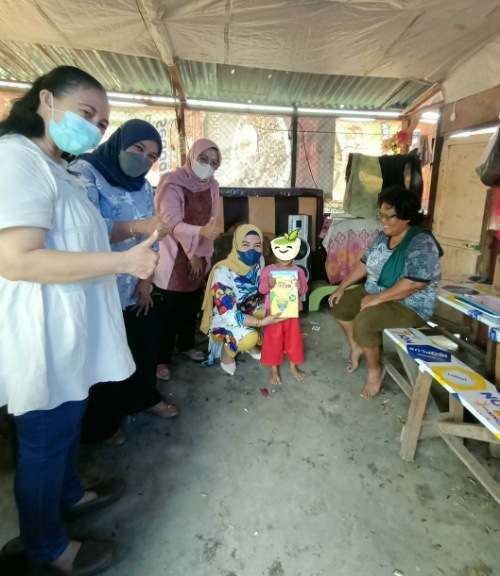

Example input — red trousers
[261,318,304,366]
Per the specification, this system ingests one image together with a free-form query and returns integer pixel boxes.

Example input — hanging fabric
[476,126,500,186]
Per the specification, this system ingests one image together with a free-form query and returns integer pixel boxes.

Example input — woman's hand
[123,231,159,279]
[154,217,171,241]
[144,216,171,240]
[360,293,382,311]
[188,254,204,281]
[261,313,284,327]
[200,217,221,241]
[328,287,345,307]
[112,217,170,244]
[132,279,153,316]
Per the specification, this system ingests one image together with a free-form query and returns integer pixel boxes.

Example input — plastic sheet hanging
[476,125,500,186]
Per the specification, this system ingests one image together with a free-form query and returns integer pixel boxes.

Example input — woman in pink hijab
[152,139,222,381]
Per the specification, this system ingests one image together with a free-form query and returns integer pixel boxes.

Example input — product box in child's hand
[270,269,299,318]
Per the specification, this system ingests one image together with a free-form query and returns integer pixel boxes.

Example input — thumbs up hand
[124,230,160,279]
[200,217,220,241]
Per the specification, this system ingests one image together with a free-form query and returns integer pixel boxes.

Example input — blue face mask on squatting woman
[238,248,261,266]
[49,97,102,155]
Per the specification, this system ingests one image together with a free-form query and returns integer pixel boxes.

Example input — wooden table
[385,327,500,504]
[437,280,500,385]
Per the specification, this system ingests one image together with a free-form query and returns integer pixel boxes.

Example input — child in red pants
[259,231,308,385]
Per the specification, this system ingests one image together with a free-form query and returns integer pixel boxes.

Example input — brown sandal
[148,401,179,418]
[103,428,126,447]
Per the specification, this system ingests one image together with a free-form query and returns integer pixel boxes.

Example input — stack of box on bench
[384,327,500,505]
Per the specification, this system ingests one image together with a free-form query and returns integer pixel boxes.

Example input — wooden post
[495,343,500,390]
[422,116,443,230]
[291,108,298,187]
[485,338,496,381]
[449,394,465,446]
[400,371,433,461]
[168,63,187,165]
[449,395,464,422]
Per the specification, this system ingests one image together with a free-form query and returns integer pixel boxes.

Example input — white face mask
[192,158,215,180]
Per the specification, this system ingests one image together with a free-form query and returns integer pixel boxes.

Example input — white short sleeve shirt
[0,135,135,415]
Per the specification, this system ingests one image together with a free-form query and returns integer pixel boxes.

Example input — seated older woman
[329,186,442,398]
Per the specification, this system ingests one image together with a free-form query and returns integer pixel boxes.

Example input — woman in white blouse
[0,66,158,575]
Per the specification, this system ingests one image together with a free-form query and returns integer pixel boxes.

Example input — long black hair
[0,66,106,139]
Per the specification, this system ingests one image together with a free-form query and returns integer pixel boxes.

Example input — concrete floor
[1,306,500,576]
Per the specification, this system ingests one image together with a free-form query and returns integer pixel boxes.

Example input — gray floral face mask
[119,150,153,178]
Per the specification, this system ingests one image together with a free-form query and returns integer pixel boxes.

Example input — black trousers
[152,287,201,365]
[80,307,162,443]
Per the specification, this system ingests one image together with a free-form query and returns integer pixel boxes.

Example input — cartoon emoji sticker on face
[271,230,301,261]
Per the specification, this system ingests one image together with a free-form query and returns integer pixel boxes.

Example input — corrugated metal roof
[0,40,174,95]
[0,41,431,110]
[177,60,432,111]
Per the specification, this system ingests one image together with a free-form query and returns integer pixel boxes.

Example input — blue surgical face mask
[48,98,102,155]
[119,150,153,177]
[238,249,261,266]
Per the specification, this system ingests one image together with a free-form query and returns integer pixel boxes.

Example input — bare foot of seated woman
[347,344,363,373]
[360,366,386,398]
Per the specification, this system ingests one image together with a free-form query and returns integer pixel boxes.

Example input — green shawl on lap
[378,226,443,289]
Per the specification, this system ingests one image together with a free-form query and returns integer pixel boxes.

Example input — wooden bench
[384,327,500,504]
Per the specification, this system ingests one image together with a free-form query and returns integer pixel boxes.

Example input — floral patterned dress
[205,257,265,364]
[70,159,156,310]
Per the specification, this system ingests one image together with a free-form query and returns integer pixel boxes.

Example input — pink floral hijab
[165,138,222,193]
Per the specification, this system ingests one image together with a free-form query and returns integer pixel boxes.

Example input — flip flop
[156,367,171,381]
[181,349,205,362]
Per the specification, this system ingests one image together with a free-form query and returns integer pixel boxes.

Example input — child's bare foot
[347,344,363,373]
[360,366,386,398]
[290,363,305,381]
[270,366,282,385]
